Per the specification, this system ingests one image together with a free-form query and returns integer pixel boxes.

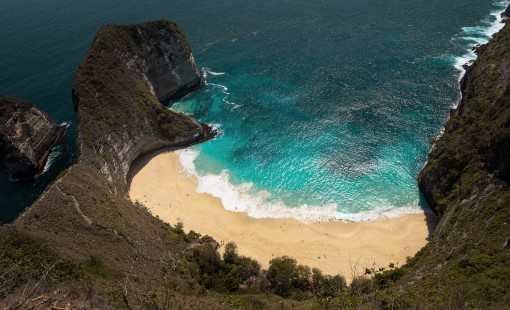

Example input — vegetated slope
[3,21,225,308]
[387,18,510,307]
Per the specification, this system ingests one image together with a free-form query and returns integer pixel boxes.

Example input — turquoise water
[0,0,507,222]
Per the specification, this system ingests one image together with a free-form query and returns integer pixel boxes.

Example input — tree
[223,242,239,265]
[267,256,298,297]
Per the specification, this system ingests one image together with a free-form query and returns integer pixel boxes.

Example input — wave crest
[178,149,423,222]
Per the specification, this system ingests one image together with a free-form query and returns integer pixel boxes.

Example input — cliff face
[396,18,510,306]
[0,97,66,180]
[11,21,216,307]
[72,21,213,192]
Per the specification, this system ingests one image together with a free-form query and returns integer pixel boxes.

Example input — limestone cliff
[11,21,215,307]
[72,20,214,192]
[0,97,66,180]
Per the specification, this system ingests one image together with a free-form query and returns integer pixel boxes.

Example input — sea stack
[0,97,66,181]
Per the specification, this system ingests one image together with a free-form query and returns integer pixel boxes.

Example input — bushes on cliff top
[266,256,347,298]
[183,241,261,293]
[179,231,348,299]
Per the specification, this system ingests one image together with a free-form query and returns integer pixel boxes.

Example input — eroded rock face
[129,21,203,102]
[418,21,510,215]
[12,21,215,307]
[0,97,66,180]
[72,20,214,191]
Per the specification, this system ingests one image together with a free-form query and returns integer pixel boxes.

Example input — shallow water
[0,0,507,222]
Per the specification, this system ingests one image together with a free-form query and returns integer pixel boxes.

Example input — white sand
[129,151,429,280]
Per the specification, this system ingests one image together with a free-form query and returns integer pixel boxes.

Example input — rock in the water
[0,97,66,180]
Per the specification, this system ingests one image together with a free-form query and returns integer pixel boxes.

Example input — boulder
[0,97,66,180]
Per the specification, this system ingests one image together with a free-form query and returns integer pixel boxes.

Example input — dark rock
[502,5,510,21]
[0,97,66,180]
[119,21,203,103]
[413,16,510,305]
[71,20,215,191]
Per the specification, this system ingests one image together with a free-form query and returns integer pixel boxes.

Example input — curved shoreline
[176,148,427,223]
[130,150,430,280]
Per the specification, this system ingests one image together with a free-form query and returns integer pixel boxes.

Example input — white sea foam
[202,67,226,80]
[42,122,70,174]
[452,1,509,86]
[204,67,226,76]
[178,149,423,222]
[42,145,63,174]
[202,67,243,109]
[182,4,510,222]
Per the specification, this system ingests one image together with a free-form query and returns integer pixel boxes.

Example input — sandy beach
[129,150,430,280]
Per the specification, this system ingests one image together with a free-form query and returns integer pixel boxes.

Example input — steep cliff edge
[72,20,214,192]
[8,21,217,307]
[393,18,510,306]
[0,97,66,180]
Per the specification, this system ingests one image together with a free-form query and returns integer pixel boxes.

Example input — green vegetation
[0,227,80,298]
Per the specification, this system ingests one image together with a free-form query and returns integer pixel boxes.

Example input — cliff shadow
[126,145,191,191]
[419,193,439,238]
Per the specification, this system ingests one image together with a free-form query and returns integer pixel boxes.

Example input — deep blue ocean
[0,0,508,222]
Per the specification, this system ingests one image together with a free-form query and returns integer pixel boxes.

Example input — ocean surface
[0,0,508,223]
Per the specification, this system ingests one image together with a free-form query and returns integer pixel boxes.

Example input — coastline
[453,0,509,84]
[129,151,430,280]
[128,1,509,283]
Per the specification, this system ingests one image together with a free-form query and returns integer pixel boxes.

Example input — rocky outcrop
[397,12,510,306]
[418,20,510,215]
[0,97,66,180]
[11,21,215,307]
[72,20,214,192]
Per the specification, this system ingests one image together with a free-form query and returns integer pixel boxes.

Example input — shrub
[292,265,312,291]
[174,222,184,234]
[350,276,374,295]
[267,256,298,297]
[221,242,260,292]
[185,244,222,276]
[311,268,346,297]
[223,242,239,265]
[373,268,405,289]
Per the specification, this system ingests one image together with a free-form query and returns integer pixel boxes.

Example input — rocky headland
[1,11,510,308]
[411,13,510,305]
[4,21,217,308]
[0,97,67,181]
